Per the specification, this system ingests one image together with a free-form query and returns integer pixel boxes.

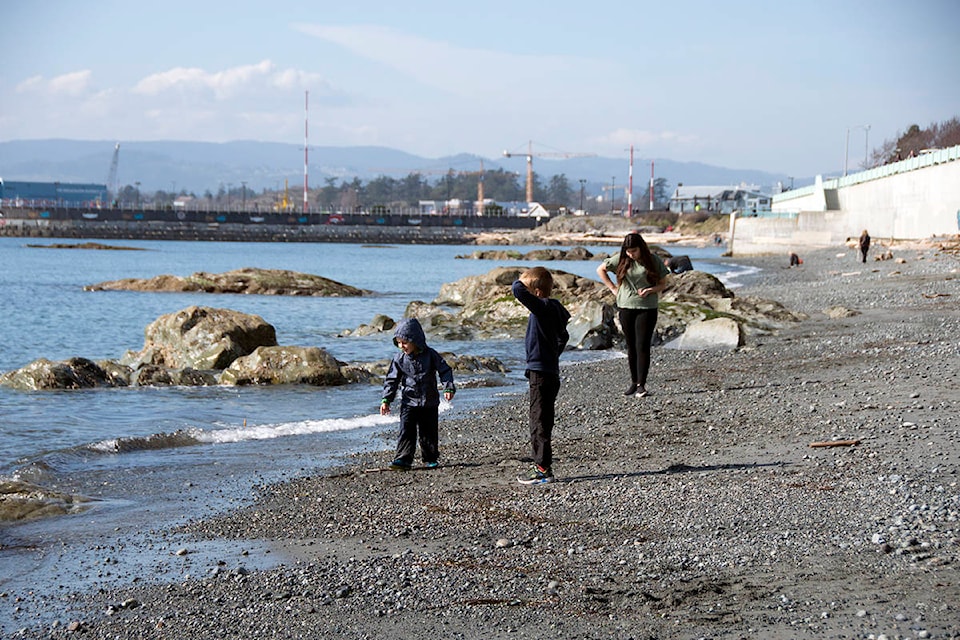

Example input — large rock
[431,266,615,348]
[219,346,347,386]
[85,268,369,297]
[0,357,120,390]
[669,317,743,351]
[122,306,278,370]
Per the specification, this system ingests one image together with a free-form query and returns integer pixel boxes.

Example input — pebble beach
[8,240,960,639]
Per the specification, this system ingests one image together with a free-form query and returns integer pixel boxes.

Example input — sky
[2,0,958,178]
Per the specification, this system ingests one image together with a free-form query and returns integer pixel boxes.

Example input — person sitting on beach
[380,318,455,471]
[596,233,670,398]
[665,255,693,274]
[512,267,571,485]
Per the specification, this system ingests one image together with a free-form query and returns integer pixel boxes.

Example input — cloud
[133,60,326,99]
[16,70,92,96]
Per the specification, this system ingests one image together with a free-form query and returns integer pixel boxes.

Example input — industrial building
[0,179,108,206]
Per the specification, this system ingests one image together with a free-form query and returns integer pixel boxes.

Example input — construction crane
[106,142,120,203]
[503,140,596,203]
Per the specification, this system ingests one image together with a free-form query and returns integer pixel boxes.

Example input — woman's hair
[616,233,661,285]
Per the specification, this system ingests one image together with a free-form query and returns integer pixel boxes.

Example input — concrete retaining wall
[730,145,960,255]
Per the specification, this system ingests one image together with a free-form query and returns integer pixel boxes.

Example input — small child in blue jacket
[511,267,571,484]
[380,318,455,470]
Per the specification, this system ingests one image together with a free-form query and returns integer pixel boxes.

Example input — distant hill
[0,139,805,195]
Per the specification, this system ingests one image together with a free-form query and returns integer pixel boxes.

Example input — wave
[714,262,761,289]
[89,411,404,453]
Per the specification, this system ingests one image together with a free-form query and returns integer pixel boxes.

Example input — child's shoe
[389,459,411,471]
[424,461,439,469]
[517,465,554,485]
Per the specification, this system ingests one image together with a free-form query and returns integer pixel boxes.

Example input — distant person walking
[597,233,670,398]
[858,229,871,264]
[380,318,455,470]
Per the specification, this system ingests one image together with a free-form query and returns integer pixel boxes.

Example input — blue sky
[2,0,957,177]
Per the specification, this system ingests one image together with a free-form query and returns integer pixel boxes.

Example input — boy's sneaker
[389,460,411,471]
[424,461,439,469]
[517,465,554,485]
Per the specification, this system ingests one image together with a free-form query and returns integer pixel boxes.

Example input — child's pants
[395,405,439,465]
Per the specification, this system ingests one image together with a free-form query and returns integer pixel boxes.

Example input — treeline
[869,116,960,167]
[121,169,673,213]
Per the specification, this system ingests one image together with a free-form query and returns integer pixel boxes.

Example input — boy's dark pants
[528,370,560,470]
[395,405,439,465]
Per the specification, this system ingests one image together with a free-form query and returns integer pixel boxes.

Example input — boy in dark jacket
[511,267,571,484]
[381,318,455,470]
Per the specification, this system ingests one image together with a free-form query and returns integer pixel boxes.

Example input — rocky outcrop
[220,346,347,386]
[121,306,278,371]
[0,305,509,391]
[339,267,807,353]
[0,357,121,390]
[85,268,370,297]
[456,247,607,261]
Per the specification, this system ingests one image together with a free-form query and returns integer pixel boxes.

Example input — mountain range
[0,139,806,196]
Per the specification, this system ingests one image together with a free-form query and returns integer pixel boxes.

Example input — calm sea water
[0,236,746,625]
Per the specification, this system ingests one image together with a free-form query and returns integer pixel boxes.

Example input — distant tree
[365,175,398,204]
[870,115,960,166]
[319,177,338,210]
[653,178,671,209]
[545,174,573,205]
[399,173,428,204]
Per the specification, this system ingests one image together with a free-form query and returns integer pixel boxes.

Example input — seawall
[729,145,960,255]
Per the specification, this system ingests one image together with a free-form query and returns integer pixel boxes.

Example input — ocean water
[0,236,745,623]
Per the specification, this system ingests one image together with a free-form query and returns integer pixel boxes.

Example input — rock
[823,306,861,318]
[455,247,597,261]
[664,270,733,300]
[0,357,120,390]
[341,314,396,337]
[122,306,278,371]
[219,346,347,386]
[567,300,617,350]
[85,267,370,296]
[669,317,743,351]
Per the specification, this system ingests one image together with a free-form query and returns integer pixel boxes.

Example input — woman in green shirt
[596,233,670,397]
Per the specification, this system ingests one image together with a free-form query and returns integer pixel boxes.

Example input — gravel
[8,242,960,639]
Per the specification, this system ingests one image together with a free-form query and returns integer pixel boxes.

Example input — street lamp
[844,124,870,176]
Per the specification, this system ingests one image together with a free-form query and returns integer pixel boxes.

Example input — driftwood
[809,439,861,448]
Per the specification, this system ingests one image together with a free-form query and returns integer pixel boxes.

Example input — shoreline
[6,244,960,638]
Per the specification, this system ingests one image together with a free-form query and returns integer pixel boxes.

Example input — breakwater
[0,206,543,243]
[0,219,483,244]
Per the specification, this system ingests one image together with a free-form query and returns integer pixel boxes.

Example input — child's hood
[393,318,428,350]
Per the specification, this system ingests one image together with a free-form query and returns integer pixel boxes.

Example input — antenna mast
[303,90,309,213]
